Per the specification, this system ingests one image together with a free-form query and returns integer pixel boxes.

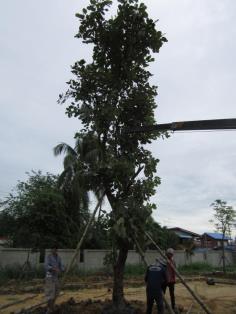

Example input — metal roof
[204,232,231,240]
[168,227,200,237]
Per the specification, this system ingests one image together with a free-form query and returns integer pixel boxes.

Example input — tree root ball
[101,301,143,314]
[26,299,145,314]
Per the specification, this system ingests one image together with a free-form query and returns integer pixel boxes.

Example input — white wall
[0,248,234,269]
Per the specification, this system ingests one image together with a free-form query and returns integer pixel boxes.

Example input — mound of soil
[101,300,144,314]
[26,299,146,314]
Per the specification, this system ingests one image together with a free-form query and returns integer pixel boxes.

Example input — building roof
[168,227,201,238]
[203,232,231,240]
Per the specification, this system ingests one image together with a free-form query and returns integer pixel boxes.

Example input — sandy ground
[1,280,236,313]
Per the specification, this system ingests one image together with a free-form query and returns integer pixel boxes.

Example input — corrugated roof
[204,232,231,240]
[174,231,193,239]
[168,227,200,237]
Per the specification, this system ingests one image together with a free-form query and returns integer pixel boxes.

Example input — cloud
[0,0,236,236]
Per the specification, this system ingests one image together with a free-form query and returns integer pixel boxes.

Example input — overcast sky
[1,0,236,236]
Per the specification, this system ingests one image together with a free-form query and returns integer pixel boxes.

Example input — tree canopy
[210,199,236,238]
[0,169,172,251]
[0,171,108,249]
[0,171,67,248]
[210,199,236,273]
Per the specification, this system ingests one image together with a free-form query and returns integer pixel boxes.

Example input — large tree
[210,199,236,273]
[59,0,167,309]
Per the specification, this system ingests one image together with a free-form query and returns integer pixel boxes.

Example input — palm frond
[53,143,77,157]
[63,154,77,170]
[58,168,74,189]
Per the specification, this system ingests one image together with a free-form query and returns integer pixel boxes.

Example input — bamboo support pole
[61,191,106,286]
[9,195,105,313]
[133,236,175,314]
[145,232,212,314]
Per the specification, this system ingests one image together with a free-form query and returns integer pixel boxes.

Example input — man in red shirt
[162,248,176,311]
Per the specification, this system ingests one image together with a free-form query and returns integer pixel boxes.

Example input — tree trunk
[222,237,226,274]
[105,192,129,309]
[112,245,128,309]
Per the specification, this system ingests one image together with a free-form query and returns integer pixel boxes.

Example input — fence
[0,248,234,269]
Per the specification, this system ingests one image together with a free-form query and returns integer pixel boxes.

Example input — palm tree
[54,133,105,241]
[54,132,103,186]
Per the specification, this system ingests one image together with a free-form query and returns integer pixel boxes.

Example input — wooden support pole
[61,191,106,286]
[145,232,212,314]
[133,236,175,314]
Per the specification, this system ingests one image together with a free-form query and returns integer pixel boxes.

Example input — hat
[166,248,174,255]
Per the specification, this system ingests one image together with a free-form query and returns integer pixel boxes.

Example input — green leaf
[75,13,84,19]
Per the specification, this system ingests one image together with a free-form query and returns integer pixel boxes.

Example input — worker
[162,248,176,311]
[145,258,167,314]
[44,245,64,313]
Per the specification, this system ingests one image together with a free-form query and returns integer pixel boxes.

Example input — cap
[166,248,174,255]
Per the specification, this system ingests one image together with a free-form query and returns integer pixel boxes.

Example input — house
[201,232,231,249]
[168,227,201,247]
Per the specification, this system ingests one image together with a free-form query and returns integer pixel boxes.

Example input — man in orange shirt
[162,248,176,311]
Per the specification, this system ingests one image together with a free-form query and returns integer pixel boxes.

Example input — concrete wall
[0,248,40,268]
[0,248,234,269]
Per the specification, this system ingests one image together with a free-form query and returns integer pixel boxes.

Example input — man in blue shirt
[45,245,64,313]
[145,259,167,314]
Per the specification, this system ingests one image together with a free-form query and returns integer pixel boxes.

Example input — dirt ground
[1,278,236,313]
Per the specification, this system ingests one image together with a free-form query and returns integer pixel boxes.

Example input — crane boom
[128,118,236,133]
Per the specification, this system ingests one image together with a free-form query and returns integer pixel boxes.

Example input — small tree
[59,0,167,309]
[0,171,90,248]
[210,199,236,273]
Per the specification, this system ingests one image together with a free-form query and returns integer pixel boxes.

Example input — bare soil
[1,278,236,313]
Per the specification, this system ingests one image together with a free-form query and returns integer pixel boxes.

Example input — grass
[1,262,236,286]
[0,263,45,285]
[0,264,105,285]
[178,262,236,275]
[178,262,213,274]
[124,263,146,277]
[0,263,145,286]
